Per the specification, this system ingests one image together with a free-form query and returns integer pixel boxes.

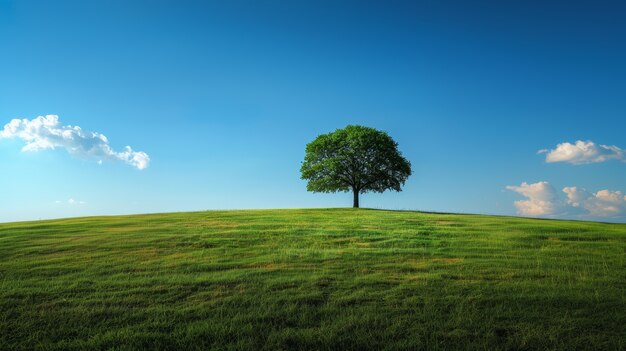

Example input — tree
[300,125,412,208]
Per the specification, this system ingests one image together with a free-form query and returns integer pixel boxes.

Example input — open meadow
[1,209,625,350]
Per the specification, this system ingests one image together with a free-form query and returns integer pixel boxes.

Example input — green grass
[0,208,625,350]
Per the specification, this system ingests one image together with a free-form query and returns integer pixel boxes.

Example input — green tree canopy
[300,125,412,208]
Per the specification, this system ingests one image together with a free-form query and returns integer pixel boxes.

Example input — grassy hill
[0,208,625,350]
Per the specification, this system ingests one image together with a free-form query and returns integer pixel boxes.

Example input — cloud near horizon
[563,187,626,217]
[505,182,563,216]
[539,140,625,165]
[507,181,626,218]
[0,115,150,170]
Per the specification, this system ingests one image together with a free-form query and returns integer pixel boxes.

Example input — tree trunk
[353,189,359,208]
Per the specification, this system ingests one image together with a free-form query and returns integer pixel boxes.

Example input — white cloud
[0,115,150,170]
[540,140,624,165]
[505,181,562,216]
[55,198,86,205]
[507,182,626,219]
[563,187,626,217]
[562,187,588,208]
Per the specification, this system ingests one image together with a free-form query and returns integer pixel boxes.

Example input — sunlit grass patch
[0,209,624,350]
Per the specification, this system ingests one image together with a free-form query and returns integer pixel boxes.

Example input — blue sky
[1,0,625,222]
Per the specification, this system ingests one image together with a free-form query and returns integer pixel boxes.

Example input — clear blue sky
[1,0,625,222]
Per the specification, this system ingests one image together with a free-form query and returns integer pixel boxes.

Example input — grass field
[0,208,625,350]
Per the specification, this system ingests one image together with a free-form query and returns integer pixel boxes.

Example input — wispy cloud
[55,198,86,205]
[539,140,624,165]
[1,115,150,169]
[507,181,626,218]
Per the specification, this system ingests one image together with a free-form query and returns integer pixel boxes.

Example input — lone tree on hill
[300,125,412,208]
